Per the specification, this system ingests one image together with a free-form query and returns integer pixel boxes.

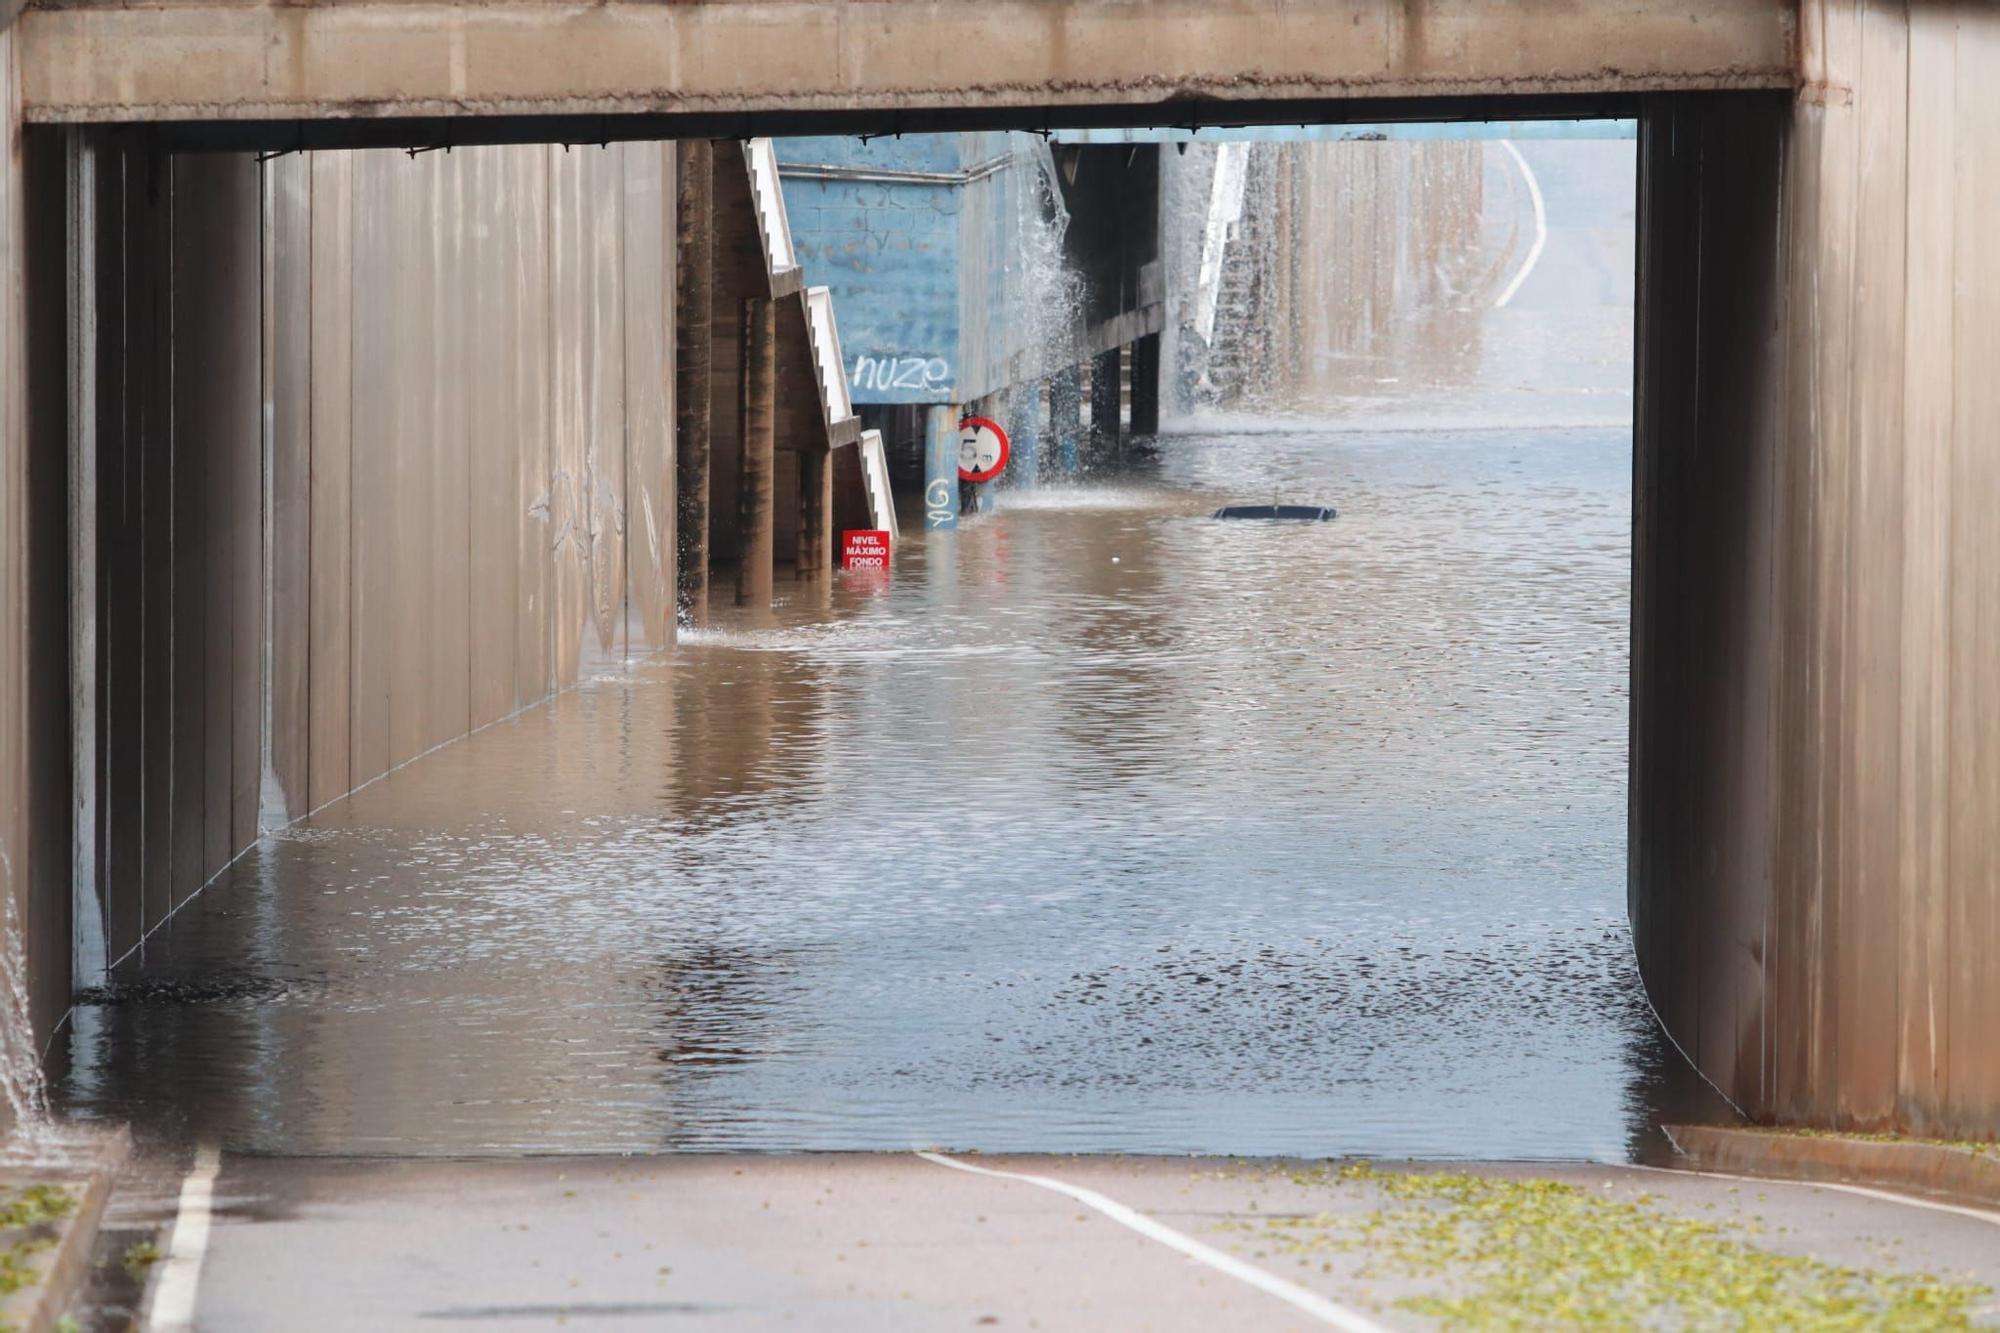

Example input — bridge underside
[1,0,1997,1141]
[19,0,1793,128]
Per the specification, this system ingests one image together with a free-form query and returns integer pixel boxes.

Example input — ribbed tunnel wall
[1631,0,2000,1140]
[5,138,676,1036]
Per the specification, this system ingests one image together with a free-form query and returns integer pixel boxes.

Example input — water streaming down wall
[0,893,47,1140]
[1168,138,1496,414]
[969,137,1084,407]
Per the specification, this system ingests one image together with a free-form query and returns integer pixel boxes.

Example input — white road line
[915,1151,1390,1332]
[1493,139,1547,310]
[1625,1161,2000,1228]
[150,1143,222,1332]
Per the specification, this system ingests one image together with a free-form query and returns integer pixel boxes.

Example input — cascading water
[1163,130,1637,430]
[998,137,1086,421]
[0,888,50,1154]
[1164,136,1514,418]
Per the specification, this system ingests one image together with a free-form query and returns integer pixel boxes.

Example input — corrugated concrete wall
[1629,93,1791,1125]
[77,146,264,981]
[1632,0,2000,1140]
[70,140,674,989]
[285,141,674,815]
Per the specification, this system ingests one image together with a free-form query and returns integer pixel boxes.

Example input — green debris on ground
[0,1181,80,1331]
[0,1186,73,1235]
[0,1183,73,1301]
[1777,1127,1997,1158]
[1228,1164,1991,1330]
[122,1238,163,1277]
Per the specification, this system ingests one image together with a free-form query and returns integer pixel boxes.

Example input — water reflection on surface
[58,426,1729,1159]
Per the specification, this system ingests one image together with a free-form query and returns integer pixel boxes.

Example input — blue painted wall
[777,134,1051,409]
[777,136,966,407]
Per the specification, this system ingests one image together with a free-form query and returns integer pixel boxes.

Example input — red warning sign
[841,529,892,571]
[957,416,1010,484]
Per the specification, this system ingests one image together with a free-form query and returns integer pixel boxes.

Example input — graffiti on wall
[852,354,952,397]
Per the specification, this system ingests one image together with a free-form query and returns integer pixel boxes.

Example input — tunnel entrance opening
[9,60,1996,1157]
[24,102,1692,1163]
[12,100,1743,1161]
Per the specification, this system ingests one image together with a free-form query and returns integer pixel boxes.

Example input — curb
[1664,1124,2000,1210]
[0,1126,132,1333]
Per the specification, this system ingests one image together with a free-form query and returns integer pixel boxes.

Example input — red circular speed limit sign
[957,416,1010,483]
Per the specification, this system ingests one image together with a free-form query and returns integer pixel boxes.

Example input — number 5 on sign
[958,416,1010,483]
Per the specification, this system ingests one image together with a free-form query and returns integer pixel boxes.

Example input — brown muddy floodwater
[56,424,1727,1160]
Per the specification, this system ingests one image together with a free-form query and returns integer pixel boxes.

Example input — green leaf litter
[1225,1164,1991,1330]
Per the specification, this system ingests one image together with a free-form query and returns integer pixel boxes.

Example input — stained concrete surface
[101,1152,2000,1331]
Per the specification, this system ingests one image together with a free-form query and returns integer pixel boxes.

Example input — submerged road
[98,1151,2000,1330]
[61,426,1722,1163]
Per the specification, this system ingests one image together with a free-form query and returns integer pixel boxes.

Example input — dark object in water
[1212,504,1336,522]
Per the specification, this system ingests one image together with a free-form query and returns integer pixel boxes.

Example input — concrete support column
[673,139,714,624]
[1006,382,1040,490]
[1129,333,1161,436]
[795,448,831,580]
[1631,3,2000,1141]
[733,296,774,608]
[961,395,998,516]
[921,404,958,532]
[1088,346,1122,465]
[0,27,27,1060]
[1049,368,1081,477]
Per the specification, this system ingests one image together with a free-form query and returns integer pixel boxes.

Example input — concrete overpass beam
[16,1,1797,128]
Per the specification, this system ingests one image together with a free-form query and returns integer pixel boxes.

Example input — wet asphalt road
[98,1151,2000,1331]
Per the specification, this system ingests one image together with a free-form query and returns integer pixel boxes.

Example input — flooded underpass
[55,423,1728,1162]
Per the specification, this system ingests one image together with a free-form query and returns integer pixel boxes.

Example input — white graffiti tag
[853,355,952,395]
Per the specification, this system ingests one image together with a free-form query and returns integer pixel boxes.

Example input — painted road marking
[150,1143,222,1332]
[1627,1161,2000,1229]
[1493,139,1548,310]
[915,1151,1389,1332]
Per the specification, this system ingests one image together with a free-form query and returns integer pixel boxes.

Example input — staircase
[739,140,894,536]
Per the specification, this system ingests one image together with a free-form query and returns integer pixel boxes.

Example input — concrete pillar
[921,404,958,532]
[673,139,714,623]
[1049,367,1081,477]
[733,297,774,607]
[1631,4,2000,1141]
[1129,332,1161,436]
[0,27,29,1067]
[1006,381,1040,489]
[1088,346,1122,465]
[795,448,831,580]
[963,395,999,515]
